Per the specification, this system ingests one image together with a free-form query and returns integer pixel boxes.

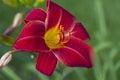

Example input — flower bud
[3,12,23,36]
[12,12,23,27]
[0,50,15,69]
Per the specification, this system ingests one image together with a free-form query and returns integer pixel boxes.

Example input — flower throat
[44,25,67,50]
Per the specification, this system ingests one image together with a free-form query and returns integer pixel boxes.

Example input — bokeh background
[0,0,120,80]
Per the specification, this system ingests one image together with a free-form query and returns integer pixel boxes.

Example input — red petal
[46,1,76,32]
[36,52,57,76]
[72,23,90,41]
[13,21,49,52]
[24,8,46,23]
[53,47,89,67]
[65,36,95,68]
[53,37,95,68]
[17,21,45,39]
[13,37,49,52]
[59,6,76,32]
[46,1,62,29]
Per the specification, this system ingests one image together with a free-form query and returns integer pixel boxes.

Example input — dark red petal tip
[36,52,57,76]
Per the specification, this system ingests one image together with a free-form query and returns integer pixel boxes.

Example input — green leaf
[0,35,15,46]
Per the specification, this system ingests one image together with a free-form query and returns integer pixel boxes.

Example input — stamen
[44,25,70,50]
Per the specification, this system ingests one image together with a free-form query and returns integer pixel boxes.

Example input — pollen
[44,25,65,50]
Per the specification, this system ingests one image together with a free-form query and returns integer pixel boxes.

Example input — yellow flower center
[44,25,65,50]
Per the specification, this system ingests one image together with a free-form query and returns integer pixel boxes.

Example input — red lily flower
[13,0,95,76]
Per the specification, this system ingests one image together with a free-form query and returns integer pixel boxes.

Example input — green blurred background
[0,0,120,80]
